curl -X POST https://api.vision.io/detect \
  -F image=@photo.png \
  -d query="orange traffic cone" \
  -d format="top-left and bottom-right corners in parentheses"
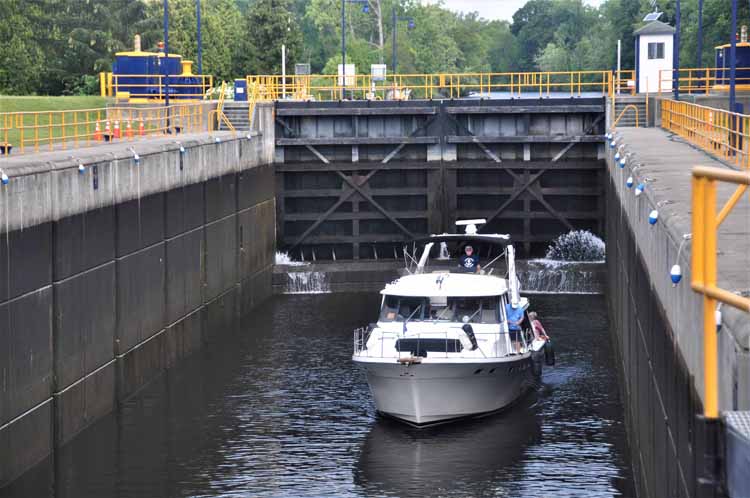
top-left (113, 120), bottom-right (121, 139)
top-left (125, 120), bottom-right (133, 139)
top-left (104, 120), bottom-right (111, 142)
top-left (138, 118), bottom-right (145, 136)
top-left (94, 121), bottom-right (102, 141)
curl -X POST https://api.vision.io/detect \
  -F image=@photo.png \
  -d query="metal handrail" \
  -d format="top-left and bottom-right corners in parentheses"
top-left (612, 104), bottom-right (640, 129)
top-left (215, 81), bottom-right (235, 132)
top-left (658, 67), bottom-right (750, 95)
top-left (662, 99), bottom-right (750, 170)
top-left (248, 70), bottom-right (623, 102)
top-left (100, 72), bottom-right (213, 102)
top-left (0, 102), bottom-right (205, 155)
top-left (353, 327), bottom-right (532, 359)
top-left (691, 166), bottom-right (750, 419)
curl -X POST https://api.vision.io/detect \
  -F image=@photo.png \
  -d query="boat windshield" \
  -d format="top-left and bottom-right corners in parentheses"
top-left (379, 295), bottom-right (500, 324)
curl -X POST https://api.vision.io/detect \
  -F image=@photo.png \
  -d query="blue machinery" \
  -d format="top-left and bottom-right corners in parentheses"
top-left (102, 37), bottom-right (212, 102)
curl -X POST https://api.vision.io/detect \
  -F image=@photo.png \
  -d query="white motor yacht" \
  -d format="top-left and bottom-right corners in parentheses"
top-left (353, 220), bottom-right (554, 425)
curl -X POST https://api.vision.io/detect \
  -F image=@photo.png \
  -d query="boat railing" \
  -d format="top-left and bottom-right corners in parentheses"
top-left (353, 328), bottom-right (533, 359)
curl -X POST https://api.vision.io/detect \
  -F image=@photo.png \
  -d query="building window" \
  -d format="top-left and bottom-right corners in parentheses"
top-left (648, 42), bottom-right (665, 60)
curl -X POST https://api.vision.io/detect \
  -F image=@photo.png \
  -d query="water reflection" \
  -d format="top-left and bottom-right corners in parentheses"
top-left (355, 396), bottom-right (541, 498)
top-left (0, 294), bottom-right (634, 498)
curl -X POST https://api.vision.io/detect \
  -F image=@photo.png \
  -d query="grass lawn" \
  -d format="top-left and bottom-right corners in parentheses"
top-left (0, 95), bottom-right (108, 152)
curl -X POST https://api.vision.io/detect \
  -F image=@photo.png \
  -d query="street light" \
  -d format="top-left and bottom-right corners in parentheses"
top-left (196, 0), bottom-right (202, 74)
top-left (341, 0), bottom-right (370, 96)
top-left (730, 0), bottom-right (737, 113)
top-left (391, 7), bottom-right (415, 74)
top-left (673, 0), bottom-right (680, 100)
top-left (163, 0), bottom-right (170, 111)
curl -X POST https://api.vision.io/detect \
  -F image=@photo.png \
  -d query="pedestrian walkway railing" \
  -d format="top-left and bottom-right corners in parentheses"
top-left (661, 100), bottom-right (749, 170)
top-left (247, 70), bottom-right (629, 102)
top-left (658, 67), bottom-right (750, 95)
top-left (210, 81), bottom-right (235, 132)
top-left (0, 102), bottom-right (206, 156)
top-left (100, 72), bottom-right (213, 102)
top-left (691, 166), bottom-right (750, 418)
top-left (612, 104), bottom-right (640, 129)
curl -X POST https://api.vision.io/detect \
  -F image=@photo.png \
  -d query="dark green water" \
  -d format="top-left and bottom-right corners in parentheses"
top-left (2, 293), bottom-right (634, 498)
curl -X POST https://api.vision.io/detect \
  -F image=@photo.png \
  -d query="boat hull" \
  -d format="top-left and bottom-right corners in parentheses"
top-left (357, 355), bottom-right (537, 425)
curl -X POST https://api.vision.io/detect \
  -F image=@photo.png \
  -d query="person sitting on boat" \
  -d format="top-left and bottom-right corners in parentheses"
top-left (505, 302), bottom-right (524, 353)
top-left (529, 311), bottom-right (549, 341)
top-left (458, 245), bottom-right (480, 273)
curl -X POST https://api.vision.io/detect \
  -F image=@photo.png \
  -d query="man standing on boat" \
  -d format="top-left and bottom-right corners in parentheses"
top-left (459, 245), bottom-right (481, 273)
top-left (505, 302), bottom-right (524, 353)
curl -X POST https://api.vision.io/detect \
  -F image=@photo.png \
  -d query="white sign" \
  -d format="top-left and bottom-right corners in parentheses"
top-left (337, 64), bottom-right (356, 87)
top-left (371, 64), bottom-right (387, 81)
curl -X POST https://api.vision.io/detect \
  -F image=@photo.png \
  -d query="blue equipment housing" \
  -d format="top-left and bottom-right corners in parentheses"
top-left (112, 50), bottom-right (205, 101)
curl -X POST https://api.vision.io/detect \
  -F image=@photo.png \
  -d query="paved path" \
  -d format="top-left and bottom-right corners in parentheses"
top-left (617, 127), bottom-right (749, 336)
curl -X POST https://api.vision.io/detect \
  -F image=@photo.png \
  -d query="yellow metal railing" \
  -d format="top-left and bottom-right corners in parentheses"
top-left (247, 79), bottom-right (261, 128)
top-left (0, 103), bottom-right (206, 155)
top-left (247, 70), bottom-right (621, 102)
top-left (691, 165), bottom-right (750, 418)
top-left (614, 69), bottom-right (637, 95)
top-left (661, 100), bottom-right (750, 170)
top-left (658, 67), bottom-right (750, 95)
top-left (211, 81), bottom-right (235, 132)
top-left (101, 72), bottom-right (213, 102)
top-left (612, 104), bottom-right (640, 129)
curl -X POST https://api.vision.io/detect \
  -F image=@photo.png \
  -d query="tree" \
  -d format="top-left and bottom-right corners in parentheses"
top-left (0, 0), bottom-right (46, 94)
top-left (486, 21), bottom-right (522, 72)
top-left (238, 0), bottom-right (302, 75)
top-left (160, 0), bottom-right (242, 80)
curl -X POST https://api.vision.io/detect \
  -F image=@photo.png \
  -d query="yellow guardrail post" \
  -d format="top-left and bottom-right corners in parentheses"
top-left (691, 166), bottom-right (750, 419)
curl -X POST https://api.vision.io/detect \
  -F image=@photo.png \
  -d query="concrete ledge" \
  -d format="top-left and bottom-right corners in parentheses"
top-left (0, 399), bottom-right (52, 487)
top-left (53, 360), bottom-right (115, 446)
top-left (613, 128), bottom-right (750, 410)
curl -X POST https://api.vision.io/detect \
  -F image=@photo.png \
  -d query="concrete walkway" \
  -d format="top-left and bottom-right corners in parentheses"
top-left (617, 128), bottom-right (749, 298)
top-left (0, 131), bottom-right (241, 170)
top-left (608, 128), bottom-right (750, 410)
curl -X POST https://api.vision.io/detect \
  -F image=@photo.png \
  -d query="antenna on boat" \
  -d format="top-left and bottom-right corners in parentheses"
top-left (416, 242), bottom-right (435, 274)
top-left (507, 245), bottom-right (521, 307)
top-left (455, 218), bottom-right (486, 235)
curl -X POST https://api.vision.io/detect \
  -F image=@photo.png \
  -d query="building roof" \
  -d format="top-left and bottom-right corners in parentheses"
top-left (634, 20), bottom-right (676, 36)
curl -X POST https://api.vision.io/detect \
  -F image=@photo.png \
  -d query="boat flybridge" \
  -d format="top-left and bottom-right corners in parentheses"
top-left (353, 219), bottom-right (554, 425)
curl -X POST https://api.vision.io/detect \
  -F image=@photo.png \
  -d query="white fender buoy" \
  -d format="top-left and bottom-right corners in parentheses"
top-left (648, 209), bottom-right (659, 225)
top-left (670, 264), bottom-right (682, 285)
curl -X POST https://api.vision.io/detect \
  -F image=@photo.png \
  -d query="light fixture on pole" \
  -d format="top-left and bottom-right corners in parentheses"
top-left (341, 0), bottom-right (370, 98)
top-left (163, 0), bottom-right (171, 130)
top-left (673, 0), bottom-right (681, 100)
top-left (196, 0), bottom-right (203, 74)
top-left (730, 0), bottom-right (738, 112)
top-left (391, 7), bottom-right (415, 74)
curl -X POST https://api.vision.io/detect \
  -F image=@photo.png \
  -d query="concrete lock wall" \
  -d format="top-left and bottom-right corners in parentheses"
top-left (0, 103), bottom-right (276, 487)
top-left (604, 130), bottom-right (748, 498)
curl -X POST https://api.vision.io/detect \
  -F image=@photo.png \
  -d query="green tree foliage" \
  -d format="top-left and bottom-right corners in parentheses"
top-left (158, 0), bottom-right (242, 80)
top-left (1, 0), bottom-right (746, 96)
top-left (237, 0), bottom-right (302, 74)
top-left (0, 1), bottom-right (45, 94)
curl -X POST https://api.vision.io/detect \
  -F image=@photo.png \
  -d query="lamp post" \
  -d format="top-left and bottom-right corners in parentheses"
top-left (729, 0), bottom-right (737, 112)
top-left (673, 0), bottom-right (680, 100)
top-left (391, 7), bottom-right (415, 74)
top-left (196, 0), bottom-right (203, 74)
top-left (696, 0), bottom-right (703, 70)
top-left (341, 0), bottom-right (369, 98)
top-left (163, 0), bottom-right (170, 121)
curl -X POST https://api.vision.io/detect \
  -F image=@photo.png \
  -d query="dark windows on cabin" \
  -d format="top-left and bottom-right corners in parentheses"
top-left (648, 42), bottom-right (665, 60)
top-left (379, 295), bottom-right (500, 323)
